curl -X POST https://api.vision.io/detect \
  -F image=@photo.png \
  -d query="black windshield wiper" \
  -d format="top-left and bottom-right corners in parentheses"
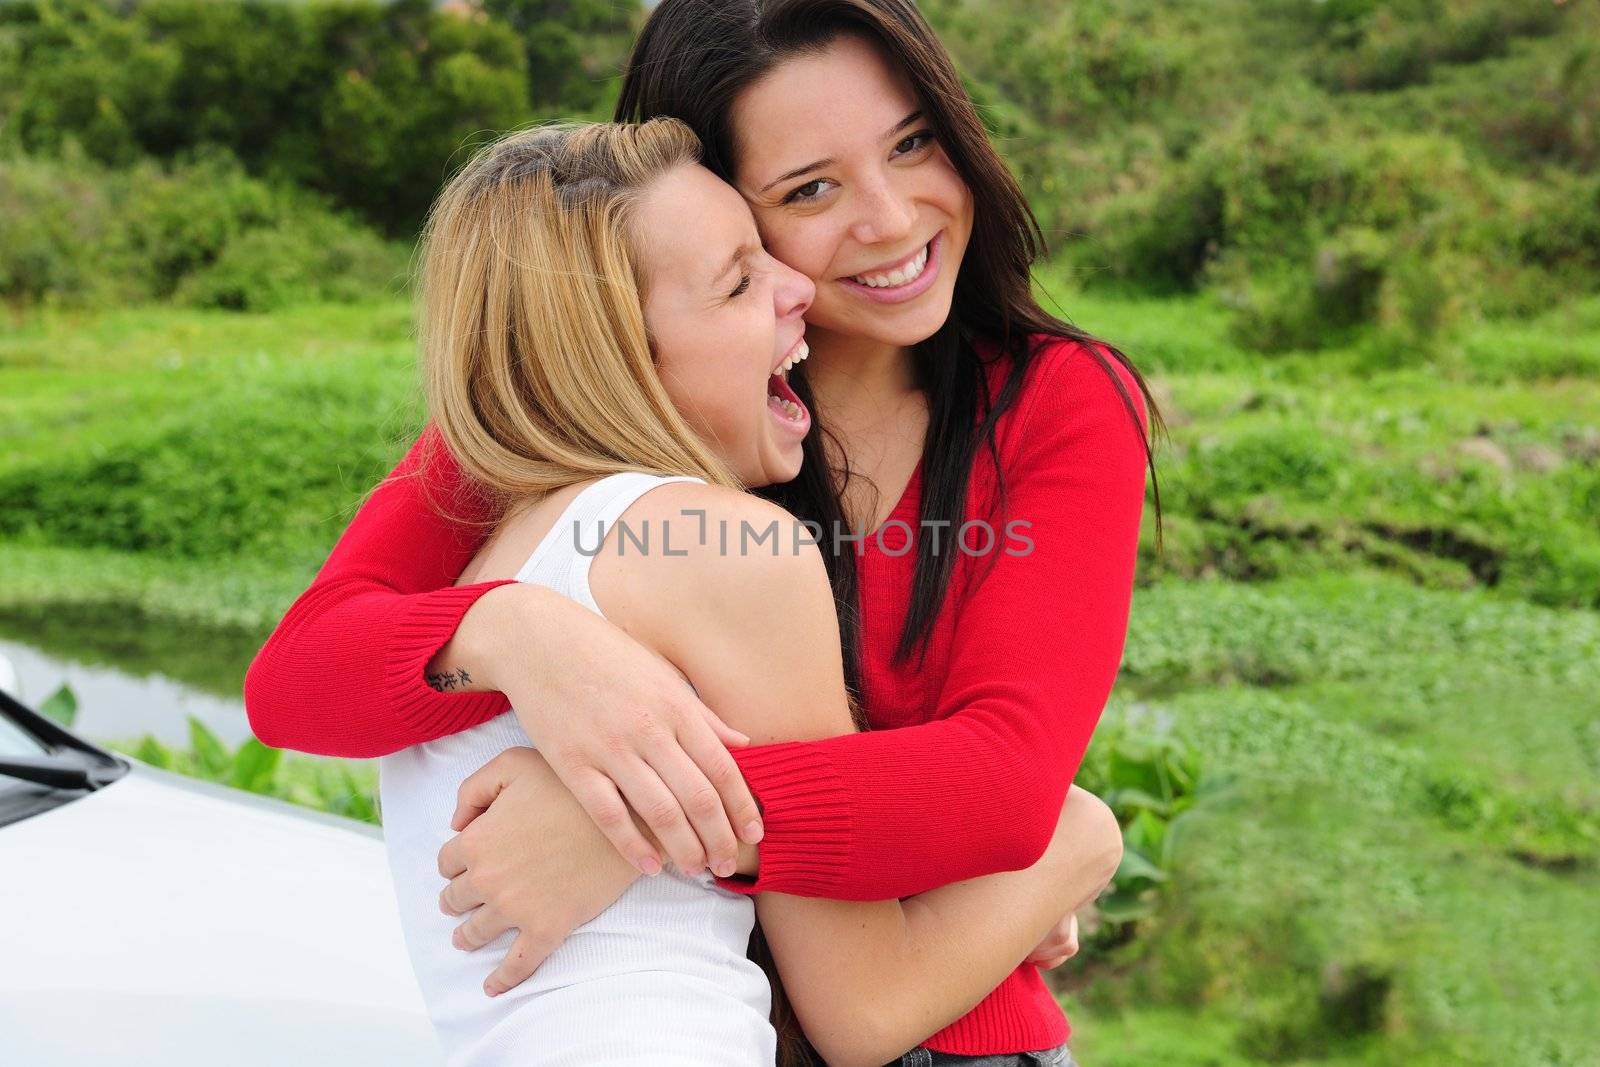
top-left (0, 752), bottom-right (124, 790)
top-left (0, 688), bottom-right (128, 792)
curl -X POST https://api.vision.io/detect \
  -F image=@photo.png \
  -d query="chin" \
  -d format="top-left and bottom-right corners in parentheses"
top-left (769, 454), bottom-right (804, 486)
top-left (820, 293), bottom-right (958, 350)
top-left (868, 307), bottom-right (954, 348)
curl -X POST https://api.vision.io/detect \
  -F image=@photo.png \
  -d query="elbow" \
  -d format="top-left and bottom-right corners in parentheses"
top-left (1066, 785), bottom-right (1126, 896)
top-left (788, 976), bottom-right (922, 1067)
top-left (242, 649), bottom-right (289, 750)
top-left (805, 1010), bottom-right (911, 1067)
top-left (243, 644), bottom-right (345, 756)
top-left (993, 777), bottom-right (1070, 873)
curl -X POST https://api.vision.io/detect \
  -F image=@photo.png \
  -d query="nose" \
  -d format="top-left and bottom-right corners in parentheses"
top-left (772, 257), bottom-right (814, 322)
top-left (848, 169), bottom-right (915, 247)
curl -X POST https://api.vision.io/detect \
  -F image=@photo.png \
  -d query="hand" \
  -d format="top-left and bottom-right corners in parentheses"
top-left (433, 583), bottom-right (765, 879)
top-left (437, 747), bottom-right (642, 996)
top-left (1024, 912), bottom-right (1080, 971)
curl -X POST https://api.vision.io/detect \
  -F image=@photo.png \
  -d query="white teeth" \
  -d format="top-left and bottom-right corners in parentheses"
top-left (770, 396), bottom-right (804, 421)
top-left (851, 244), bottom-right (929, 288)
top-left (778, 340), bottom-right (810, 375)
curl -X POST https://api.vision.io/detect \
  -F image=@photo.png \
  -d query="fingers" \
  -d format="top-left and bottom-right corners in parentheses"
top-left (679, 713), bottom-right (764, 847)
top-left (612, 759), bottom-right (707, 877)
top-left (438, 834), bottom-right (467, 880)
top-left (483, 928), bottom-right (564, 998)
top-left (453, 905), bottom-right (511, 952)
top-left (440, 874), bottom-right (485, 917)
top-left (451, 750), bottom-right (522, 832)
top-left (699, 702), bottom-right (751, 748)
top-left (648, 743), bottom-right (740, 878)
top-left (567, 769), bottom-right (663, 877)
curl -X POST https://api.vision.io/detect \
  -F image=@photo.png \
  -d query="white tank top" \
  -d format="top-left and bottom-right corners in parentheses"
top-left (379, 472), bottom-right (776, 1067)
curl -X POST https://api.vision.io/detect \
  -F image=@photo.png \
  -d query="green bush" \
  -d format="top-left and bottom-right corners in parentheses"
top-left (0, 149), bottom-right (407, 309)
top-left (1, 0), bottom-right (534, 234)
top-left (117, 716), bottom-right (381, 824)
top-left (0, 364), bottom-right (417, 560)
top-left (177, 219), bottom-right (407, 312)
top-left (1075, 705), bottom-right (1211, 934)
top-left (1302, 0), bottom-right (1565, 93)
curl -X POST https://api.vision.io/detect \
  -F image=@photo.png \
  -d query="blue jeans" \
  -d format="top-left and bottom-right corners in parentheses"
top-left (889, 1044), bottom-right (1077, 1067)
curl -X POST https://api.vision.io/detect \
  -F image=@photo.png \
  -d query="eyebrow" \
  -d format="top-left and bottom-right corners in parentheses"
top-left (757, 109), bottom-right (925, 194)
top-left (715, 241), bottom-right (759, 286)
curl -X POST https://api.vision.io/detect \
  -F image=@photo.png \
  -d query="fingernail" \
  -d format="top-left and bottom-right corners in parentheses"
top-left (743, 821), bottom-right (764, 844)
top-left (484, 983), bottom-right (501, 998)
top-left (638, 855), bottom-right (662, 876)
top-left (714, 859), bottom-right (737, 878)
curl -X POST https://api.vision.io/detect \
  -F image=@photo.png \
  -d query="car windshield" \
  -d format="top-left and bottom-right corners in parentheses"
top-left (0, 704), bottom-right (48, 757)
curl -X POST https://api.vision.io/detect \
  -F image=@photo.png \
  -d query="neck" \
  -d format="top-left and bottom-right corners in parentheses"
top-left (803, 325), bottom-right (919, 423)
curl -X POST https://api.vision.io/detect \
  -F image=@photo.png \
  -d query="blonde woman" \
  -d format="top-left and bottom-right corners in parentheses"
top-left (379, 119), bottom-right (1121, 1067)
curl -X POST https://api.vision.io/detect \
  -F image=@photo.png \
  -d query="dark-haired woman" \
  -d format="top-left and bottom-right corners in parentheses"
top-left (246, 1), bottom-right (1159, 1063)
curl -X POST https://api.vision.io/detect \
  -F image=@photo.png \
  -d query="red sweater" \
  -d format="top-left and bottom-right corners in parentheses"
top-left (245, 335), bottom-right (1149, 1055)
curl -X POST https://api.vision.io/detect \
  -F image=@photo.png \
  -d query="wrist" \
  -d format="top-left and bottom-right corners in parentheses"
top-left (437, 582), bottom-right (552, 693)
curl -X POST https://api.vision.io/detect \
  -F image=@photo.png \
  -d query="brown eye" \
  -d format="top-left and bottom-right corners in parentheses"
top-left (894, 131), bottom-right (935, 157)
top-left (782, 178), bottom-right (833, 205)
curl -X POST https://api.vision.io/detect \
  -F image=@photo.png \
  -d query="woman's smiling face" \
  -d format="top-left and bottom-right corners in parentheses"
top-left (729, 33), bottom-right (975, 351)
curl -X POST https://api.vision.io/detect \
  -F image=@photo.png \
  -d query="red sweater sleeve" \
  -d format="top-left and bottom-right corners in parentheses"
top-left (717, 341), bottom-right (1149, 900)
top-left (244, 430), bottom-right (514, 757)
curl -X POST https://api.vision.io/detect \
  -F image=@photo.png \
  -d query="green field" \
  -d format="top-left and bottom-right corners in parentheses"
top-left (3, 285), bottom-right (1596, 1065)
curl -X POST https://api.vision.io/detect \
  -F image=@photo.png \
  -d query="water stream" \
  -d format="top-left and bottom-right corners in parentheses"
top-left (0, 631), bottom-right (255, 748)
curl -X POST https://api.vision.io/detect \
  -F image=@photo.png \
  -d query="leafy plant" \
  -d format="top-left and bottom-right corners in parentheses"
top-left (38, 682), bottom-right (77, 728)
top-left (118, 717), bottom-right (379, 824)
top-left (1076, 706), bottom-right (1214, 931)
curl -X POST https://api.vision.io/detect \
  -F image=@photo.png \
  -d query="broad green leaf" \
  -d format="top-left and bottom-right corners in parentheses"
top-left (1114, 846), bottom-right (1171, 888)
top-left (1107, 786), bottom-right (1172, 817)
top-left (230, 739), bottom-right (282, 794)
top-left (134, 735), bottom-right (173, 769)
top-left (187, 716), bottom-right (231, 777)
top-left (1096, 890), bottom-right (1157, 924)
top-left (39, 685), bottom-right (78, 729)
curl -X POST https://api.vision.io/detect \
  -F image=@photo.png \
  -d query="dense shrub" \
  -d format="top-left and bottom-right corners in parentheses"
top-left (1, 0), bottom-right (535, 233)
top-left (1075, 92), bottom-right (1600, 351)
top-left (0, 149), bottom-right (406, 308)
top-left (0, 363), bottom-right (417, 560)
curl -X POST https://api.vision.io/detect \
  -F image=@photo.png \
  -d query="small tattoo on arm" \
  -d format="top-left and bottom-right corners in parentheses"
top-left (425, 668), bottom-right (473, 693)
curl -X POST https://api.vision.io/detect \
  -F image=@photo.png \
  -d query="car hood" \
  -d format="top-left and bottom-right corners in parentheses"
top-left (0, 762), bottom-right (442, 1066)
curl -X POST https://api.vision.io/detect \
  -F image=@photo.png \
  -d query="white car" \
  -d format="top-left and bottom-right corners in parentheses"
top-left (0, 662), bottom-right (443, 1066)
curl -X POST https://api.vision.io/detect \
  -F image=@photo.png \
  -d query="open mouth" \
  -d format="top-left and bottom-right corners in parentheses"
top-left (767, 371), bottom-right (809, 428)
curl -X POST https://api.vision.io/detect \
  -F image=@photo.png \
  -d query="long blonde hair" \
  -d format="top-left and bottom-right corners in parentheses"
top-left (416, 119), bottom-right (824, 1067)
top-left (416, 119), bottom-right (742, 518)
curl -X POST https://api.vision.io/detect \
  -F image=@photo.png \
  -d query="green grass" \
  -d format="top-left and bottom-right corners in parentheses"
top-left (1076, 572), bottom-right (1600, 1066)
top-left (2, 288), bottom-right (1597, 1065)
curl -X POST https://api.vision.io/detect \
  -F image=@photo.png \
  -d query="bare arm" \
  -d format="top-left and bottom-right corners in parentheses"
top-left (757, 790), bottom-right (1120, 1067)
top-left (245, 430), bottom-right (763, 875)
top-left (611, 484), bottom-right (1119, 1065)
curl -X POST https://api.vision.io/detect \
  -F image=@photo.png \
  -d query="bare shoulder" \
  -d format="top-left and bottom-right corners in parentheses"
top-left (587, 479), bottom-right (833, 641)
top-left (587, 479), bottom-right (851, 742)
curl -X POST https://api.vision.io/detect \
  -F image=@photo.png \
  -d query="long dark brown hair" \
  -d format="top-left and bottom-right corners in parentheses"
top-left (617, 2), bottom-right (1163, 1062)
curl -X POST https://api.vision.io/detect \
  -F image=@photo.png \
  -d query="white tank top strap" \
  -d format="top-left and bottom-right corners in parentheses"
top-left (512, 471), bottom-right (706, 615)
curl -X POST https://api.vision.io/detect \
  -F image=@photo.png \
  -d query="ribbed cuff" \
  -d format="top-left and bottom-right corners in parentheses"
top-left (384, 580), bottom-right (516, 743)
top-left (712, 742), bottom-right (855, 898)
top-left (920, 967), bottom-right (1070, 1055)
